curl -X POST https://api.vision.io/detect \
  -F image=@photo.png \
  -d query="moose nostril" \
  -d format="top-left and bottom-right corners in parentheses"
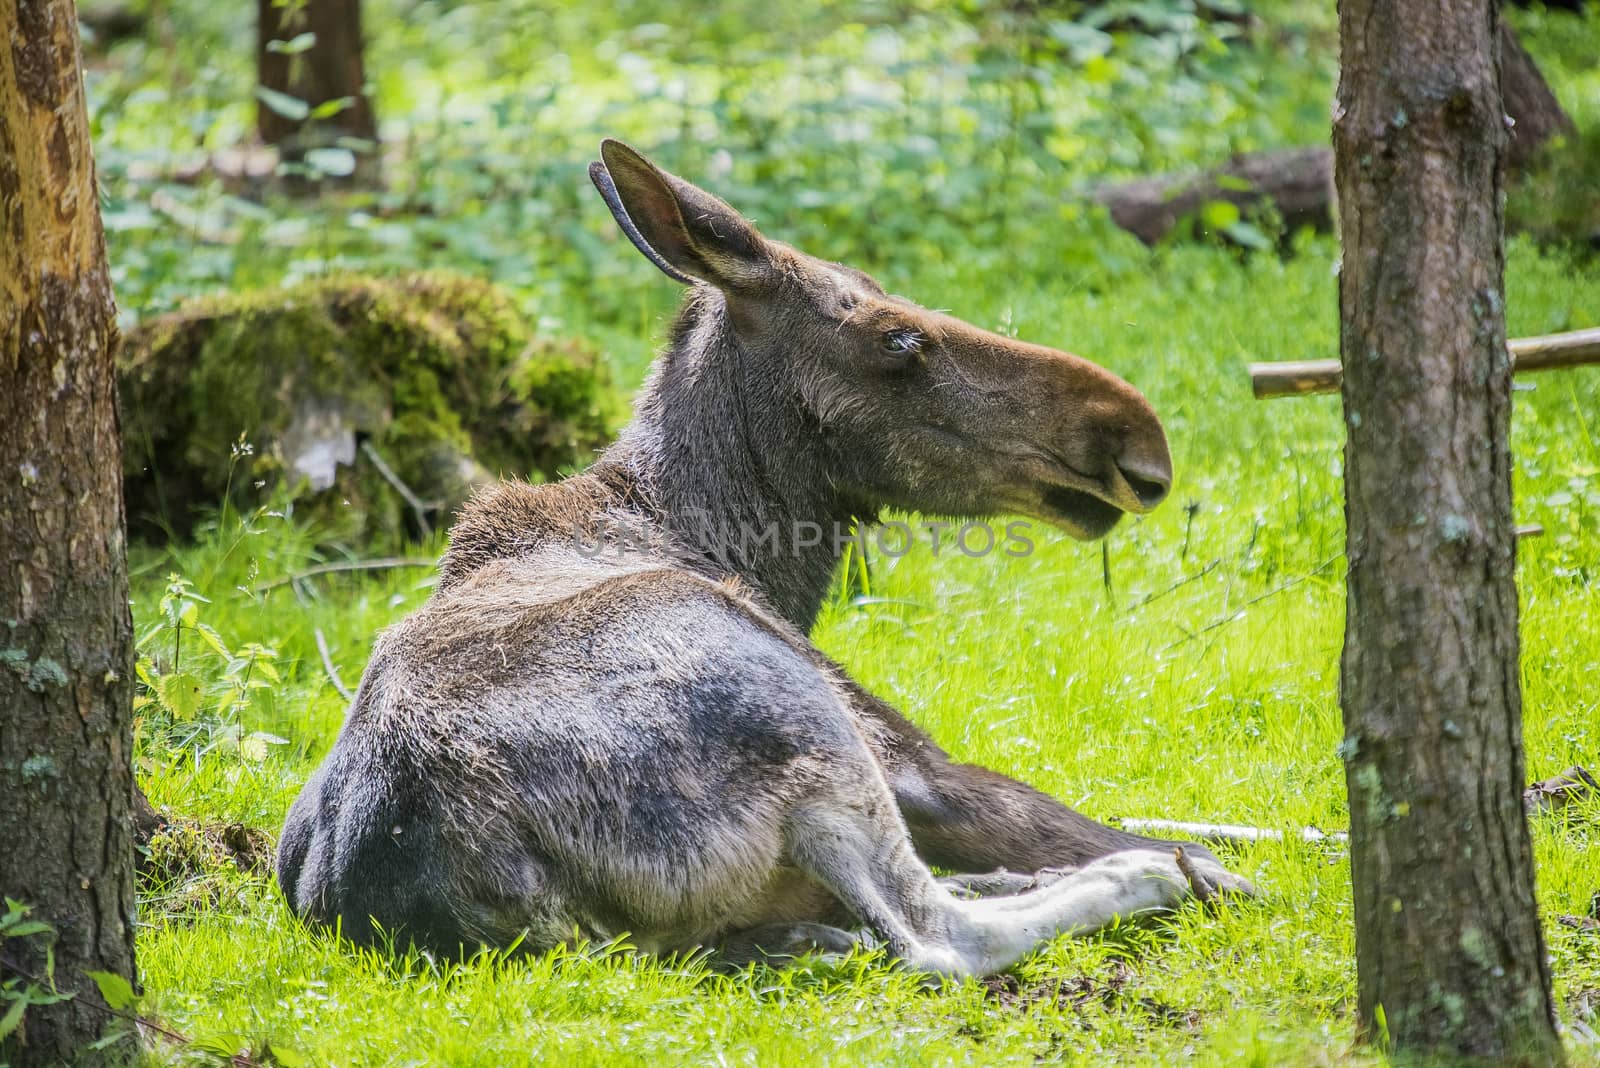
top-left (1118, 464), bottom-right (1171, 509)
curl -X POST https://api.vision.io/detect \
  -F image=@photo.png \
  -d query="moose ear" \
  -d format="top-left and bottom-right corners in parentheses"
top-left (589, 139), bottom-right (774, 290)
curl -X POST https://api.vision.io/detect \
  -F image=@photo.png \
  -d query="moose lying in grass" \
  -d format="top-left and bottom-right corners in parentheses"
top-left (277, 141), bottom-right (1252, 976)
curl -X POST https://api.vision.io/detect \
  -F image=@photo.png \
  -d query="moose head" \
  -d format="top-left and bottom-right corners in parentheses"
top-left (591, 140), bottom-right (1172, 549)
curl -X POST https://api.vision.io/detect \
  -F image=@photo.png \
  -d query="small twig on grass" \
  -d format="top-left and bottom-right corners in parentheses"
top-left (252, 556), bottom-right (435, 593)
top-left (361, 439), bottom-right (433, 539)
top-left (0, 953), bottom-right (263, 1067)
top-left (1128, 558), bottom-right (1221, 612)
top-left (1161, 555), bottom-right (1339, 652)
top-left (315, 627), bottom-right (354, 702)
top-left (1124, 818), bottom-right (1348, 845)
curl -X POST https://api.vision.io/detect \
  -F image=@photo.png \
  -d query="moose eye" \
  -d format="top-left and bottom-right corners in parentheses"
top-left (882, 330), bottom-right (922, 356)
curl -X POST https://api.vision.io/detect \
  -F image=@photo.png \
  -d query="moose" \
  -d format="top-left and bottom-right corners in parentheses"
top-left (277, 140), bottom-right (1251, 976)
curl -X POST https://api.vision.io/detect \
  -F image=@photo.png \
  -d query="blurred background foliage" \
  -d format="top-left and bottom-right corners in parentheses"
top-left (86, 0), bottom-right (1364, 383)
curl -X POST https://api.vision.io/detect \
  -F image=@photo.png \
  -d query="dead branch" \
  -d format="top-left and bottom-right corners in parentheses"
top-left (1249, 326), bottom-right (1600, 400)
top-left (361, 439), bottom-right (434, 539)
top-left (1093, 147), bottom-right (1333, 246)
top-left (1122, 818), bottom-right (1348, 845)
top-left (252, 555), bottom-right (435, 593)
top-left (1127, 765), bottom-right (1595, 849)
top-left (1524, 765), bottom-right (1597, 816)
top-left (314, 627), bottom-right (354, 703)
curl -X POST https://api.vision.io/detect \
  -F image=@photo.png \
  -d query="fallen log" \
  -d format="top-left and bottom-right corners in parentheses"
top-left (1248, 326), bottom-right (1600, 399)
top-left (1093, 22), bottom-right (1571, 246)
top-left (1093, 146), bottom-right (1333, 246)
top-left (78, 3), bottom-right (146, 43)
top-left (119, 274), bottom-right (617, 544)
top-left (1499, 18), bottom-right (1577, 171)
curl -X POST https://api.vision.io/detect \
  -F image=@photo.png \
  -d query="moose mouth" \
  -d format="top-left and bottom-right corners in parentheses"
top-left (1038, 484), bottom-right (1125, 540)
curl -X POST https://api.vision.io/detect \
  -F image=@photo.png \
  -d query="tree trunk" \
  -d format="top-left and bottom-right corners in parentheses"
top-left (0, 0), bottom-right (138, 1062)
top-left (257, 0), bottom-right (378, 184)
top-left (1333, 0), bottom-right (1562, 1060)
top-left (1096, 24), bottom-right (1571, 246)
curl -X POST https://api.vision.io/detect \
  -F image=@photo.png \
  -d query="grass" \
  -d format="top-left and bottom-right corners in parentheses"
top-left (125, 234), bottom-right (1600, 1066)
top-left (78, 0), bottom-right (1600, 1060)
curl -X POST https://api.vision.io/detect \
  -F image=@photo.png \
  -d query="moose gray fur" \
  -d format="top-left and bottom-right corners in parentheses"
top-left (277, 140), bottom-right (1251, 976)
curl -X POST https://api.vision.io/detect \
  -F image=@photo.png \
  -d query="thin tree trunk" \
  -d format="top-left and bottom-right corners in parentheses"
top-left (257, 0), bottom-right (378, 184)
top-left (1333, 0), bottom-right (1562, 1060)
top-left (0, 0), bottom-right (138, 1062)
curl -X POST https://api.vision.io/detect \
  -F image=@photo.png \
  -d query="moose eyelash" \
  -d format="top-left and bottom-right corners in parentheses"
top-left (884, 329), bottom-right (924, 354)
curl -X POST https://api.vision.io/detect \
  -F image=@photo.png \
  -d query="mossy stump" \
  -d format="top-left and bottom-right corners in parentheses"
top-left (119, 272), bottom-right (616, 543)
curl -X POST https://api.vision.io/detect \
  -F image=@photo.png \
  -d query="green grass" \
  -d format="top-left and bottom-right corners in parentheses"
top-left (84, 0), bottom-right (1600, 1059)
top-left (126, 236), bottom-right (1600, 1065)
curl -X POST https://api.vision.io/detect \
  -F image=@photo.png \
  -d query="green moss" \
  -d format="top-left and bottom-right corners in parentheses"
top-left (120, 272), bottom-right (618, 544)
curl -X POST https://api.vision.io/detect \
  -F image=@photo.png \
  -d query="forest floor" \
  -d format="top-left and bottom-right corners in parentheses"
top-left (101, 1), bottom-right (1600, 1063)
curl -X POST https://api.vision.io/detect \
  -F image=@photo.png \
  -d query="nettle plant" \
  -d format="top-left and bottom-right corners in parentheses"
top-left (134, 573), bottom-right (287, 766)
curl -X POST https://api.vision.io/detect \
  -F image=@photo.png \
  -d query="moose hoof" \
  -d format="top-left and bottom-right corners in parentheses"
top-left (1174, 847), bottom-right (1255, 903)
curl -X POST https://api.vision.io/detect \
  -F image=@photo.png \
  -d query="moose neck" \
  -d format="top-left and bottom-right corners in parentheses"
top-left (604, 288), bottom-right (858, 631)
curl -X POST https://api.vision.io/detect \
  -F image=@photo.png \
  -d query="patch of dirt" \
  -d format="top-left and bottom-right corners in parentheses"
top-left (134, 803), bottom-right (275, 919)
top-left (978, 961), bottom-right (1202, 1031)
top-left (1554, 890), bottom-right (1600, 933)
top-left (1565, 988), bottom-right (1600, 1045)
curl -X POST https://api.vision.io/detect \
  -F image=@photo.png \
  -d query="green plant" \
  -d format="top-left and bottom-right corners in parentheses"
top-left (0, 900), bottom-right (72, 1046)
top-left (135, 572), bottom-right (289, 769)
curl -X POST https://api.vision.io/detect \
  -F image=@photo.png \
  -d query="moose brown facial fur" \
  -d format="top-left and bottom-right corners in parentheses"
top-left (592, 139), bottom-right (1172, 543)
top-left (277, 141), bottom-right (1248, 976)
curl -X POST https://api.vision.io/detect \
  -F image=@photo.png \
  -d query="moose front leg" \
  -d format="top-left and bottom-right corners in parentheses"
top-left (841, 677), bottom-right (1225, 873)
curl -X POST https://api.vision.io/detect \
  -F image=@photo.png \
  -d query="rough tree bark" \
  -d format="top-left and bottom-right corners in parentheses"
top-left (1333, 0), bottom-right (1562, 1060)
top-left (1098, 22), bottom-right (1572, 245)
top-left (257, 0), bottom-right (379, 183)
top-left (0, 0), bottom-right (138, 1062)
